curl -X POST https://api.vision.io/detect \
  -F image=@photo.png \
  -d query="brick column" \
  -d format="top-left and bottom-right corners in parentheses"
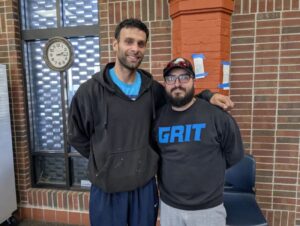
top-left (168, 0), bottom-right (234, 93)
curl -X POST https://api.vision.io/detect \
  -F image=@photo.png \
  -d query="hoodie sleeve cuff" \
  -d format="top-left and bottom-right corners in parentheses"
top-left (196, 89), bottom-right (214, 102)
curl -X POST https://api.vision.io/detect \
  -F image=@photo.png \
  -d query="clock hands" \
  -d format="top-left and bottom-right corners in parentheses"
top-left (56, 52), bottom-right (68, 56)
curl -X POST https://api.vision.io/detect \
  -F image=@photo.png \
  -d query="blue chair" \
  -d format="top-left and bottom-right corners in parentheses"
top-left (224, 154), bottom-right (268, 226)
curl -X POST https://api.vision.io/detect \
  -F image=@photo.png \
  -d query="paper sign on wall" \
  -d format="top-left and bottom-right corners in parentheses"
top-left (218, 61), bottom-right (230, 90)
top-left (192, 54), bottom-right (208, 79)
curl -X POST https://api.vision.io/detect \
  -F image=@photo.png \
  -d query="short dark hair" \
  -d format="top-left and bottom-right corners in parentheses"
top-left (114, 18), bottom-right (149, 42)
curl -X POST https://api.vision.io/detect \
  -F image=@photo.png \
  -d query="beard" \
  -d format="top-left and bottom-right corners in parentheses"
top-left (166, 86), bottom-right (195, 107)
top-left (117, 52), bottom-right (143, 70)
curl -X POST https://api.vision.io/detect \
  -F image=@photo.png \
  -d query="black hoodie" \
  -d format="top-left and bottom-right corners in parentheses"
top-left (67, 62), bottom-right (213, 193)
top-left (67, 62), bottom-right (165, 193)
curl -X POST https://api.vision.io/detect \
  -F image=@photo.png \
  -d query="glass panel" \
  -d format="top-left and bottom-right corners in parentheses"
top-left (21, 0), bottom-right (57, 30)
top-left (67, 36), bottom-right (100, 103)
top-left (21, 0), bottom-right (100, 189)
top-left (27, 41), bottom-right (64, 152)
top-left (70, 157), bottom-right (89, 188)
top-left (63, 0), bottom-right (99, 27)
top-left (34, 155), bottom-right (66, 185)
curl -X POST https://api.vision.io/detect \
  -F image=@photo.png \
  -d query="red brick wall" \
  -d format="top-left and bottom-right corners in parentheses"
top-left (0, 0), bottom-right (31, 213)
top-left (231, 1), bottom-right (300, 225)
top-left (2, 0), bottom-right (300, 225)
top-left (1, 0), bottom-right (171, 225)
top-left (0, 1), bottom-right (91, 225)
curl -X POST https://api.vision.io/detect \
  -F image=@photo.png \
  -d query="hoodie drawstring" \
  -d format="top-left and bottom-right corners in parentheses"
top-left (101, 86), bottom-right (108, 129)
top-left (151, 86), bottom-right (156, 121)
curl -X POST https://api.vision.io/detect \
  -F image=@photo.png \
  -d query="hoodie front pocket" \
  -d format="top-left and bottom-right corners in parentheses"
top-left (96, 145), bottom-right (159, 192)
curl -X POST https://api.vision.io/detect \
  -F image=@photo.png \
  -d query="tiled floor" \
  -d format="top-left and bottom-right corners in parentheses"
top-left (19, 220), bottom-right (80, 226)
top-left (1, 220), bottom-right (80, 226)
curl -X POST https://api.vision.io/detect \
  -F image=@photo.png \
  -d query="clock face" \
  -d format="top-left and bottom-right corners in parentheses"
top-left (44, 37), bottom-right (74, 71)
top-left (47, 42), bottom-right (70, 68)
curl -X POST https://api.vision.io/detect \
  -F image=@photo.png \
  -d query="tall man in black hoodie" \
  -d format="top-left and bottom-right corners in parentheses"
top-left (68, 18), bottom-right (234, 226)
top-left (153, 57), bottom-right (244, 226)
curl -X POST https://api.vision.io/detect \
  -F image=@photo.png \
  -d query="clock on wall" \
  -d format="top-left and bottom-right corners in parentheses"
top-left (43, 36), bottom-right (74, 72)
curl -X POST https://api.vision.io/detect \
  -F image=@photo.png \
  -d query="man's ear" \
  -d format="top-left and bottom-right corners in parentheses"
top-left (112, 39), bottom-right (118, 51)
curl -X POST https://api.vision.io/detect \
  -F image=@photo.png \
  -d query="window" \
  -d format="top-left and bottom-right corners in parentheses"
top-left (21, 0), bottom-right (100, 189)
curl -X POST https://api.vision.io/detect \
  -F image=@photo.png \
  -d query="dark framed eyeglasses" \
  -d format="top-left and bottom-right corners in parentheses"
top-left (164, 74), bottom-right (192, 85)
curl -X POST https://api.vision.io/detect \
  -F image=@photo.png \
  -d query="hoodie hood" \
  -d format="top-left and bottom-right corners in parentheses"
top-left (90, 62), bottom-right (157, 129)
top-left (92, 62), bottom-right (154, 97)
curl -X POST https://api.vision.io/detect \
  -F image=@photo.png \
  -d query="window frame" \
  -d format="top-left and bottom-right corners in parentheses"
top-left (20, 0), bottom-right (99, 190)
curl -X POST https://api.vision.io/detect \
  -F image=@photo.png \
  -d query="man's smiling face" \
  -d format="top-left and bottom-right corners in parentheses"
top-left (113, 27), bottom-right (147, 71)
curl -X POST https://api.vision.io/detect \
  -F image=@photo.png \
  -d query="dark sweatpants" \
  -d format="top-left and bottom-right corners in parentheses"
top-left (89, 178), bottom-right (158, 226)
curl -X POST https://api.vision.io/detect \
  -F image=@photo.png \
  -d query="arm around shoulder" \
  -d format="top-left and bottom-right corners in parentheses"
top-left (197, 89), bottom-right (234, 111)
top-left (196, 89), bottom-right (213, 102)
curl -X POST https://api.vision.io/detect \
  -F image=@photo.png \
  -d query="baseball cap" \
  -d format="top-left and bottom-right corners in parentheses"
top-left (163, 57), bottom-right (195, 78)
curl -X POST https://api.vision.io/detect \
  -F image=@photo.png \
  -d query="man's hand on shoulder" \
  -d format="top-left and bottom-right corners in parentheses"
top-left (210, 93), bottom-right (234, 111)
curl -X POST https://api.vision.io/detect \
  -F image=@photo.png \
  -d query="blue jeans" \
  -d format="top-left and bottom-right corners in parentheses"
top-left (89, 178), bottom-right (158, 226)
